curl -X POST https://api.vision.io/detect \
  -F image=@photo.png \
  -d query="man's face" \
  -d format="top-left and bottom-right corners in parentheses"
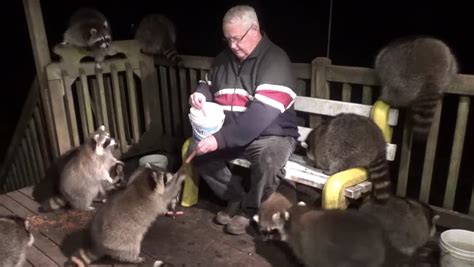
top-left (223, 22), bottom-right (257, 61)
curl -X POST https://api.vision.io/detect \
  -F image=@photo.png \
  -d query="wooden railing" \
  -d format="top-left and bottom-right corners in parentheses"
top-left (0, 48), bottom-right (472, 224)
top-left (0, 77), bottom-right (52, 192)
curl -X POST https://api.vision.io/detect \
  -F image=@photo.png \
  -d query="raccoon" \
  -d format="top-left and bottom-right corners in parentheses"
top-left (0, 215), bottom-right (35, 267)
top-left (304, 113), bottom-right (392, 203)
top-left (97, 138), bottom-right (125, 202)
top-left (271, 204), bottom-right (400, 267)
top-left (252, 180), bottom-right (297, 241)
top-left (358, 195), bottom-right (440, 256)
top-left (134, 14), bottom-right (183, 66)
top-left (374, 36), bottom-right (458, 139)
top-left (70, 164), bottom-right (187, 266)
top-left (40, 126), bottom-right (122, 211)
top-left (63, 8), bottom-right (112, 69)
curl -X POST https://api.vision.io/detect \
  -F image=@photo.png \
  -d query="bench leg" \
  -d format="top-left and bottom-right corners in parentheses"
top-left (322, 168), bottom-right (368, 209)
top-left (180, 138), bottom-right (199, 207)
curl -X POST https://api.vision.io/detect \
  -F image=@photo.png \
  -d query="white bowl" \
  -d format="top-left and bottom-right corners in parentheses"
top-left (139, 154), bottom-right (168, 169)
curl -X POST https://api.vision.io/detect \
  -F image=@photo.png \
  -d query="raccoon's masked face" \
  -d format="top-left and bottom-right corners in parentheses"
top-left (253, 212), bottom-right (287, 241)
top-left (89, 27), bottom-right (111, 49)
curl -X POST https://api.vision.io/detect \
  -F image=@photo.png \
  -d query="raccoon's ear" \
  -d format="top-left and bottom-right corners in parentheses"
top-left (300, 141), bottom-right (308, 149)
top-left (252, 214), bottom-right (259, 223)
top-left (152, 171), bottom-right (165, 195)
top-left (103, 21), bottom-right (108, 28)
top-left (90, 28), bottom-right (97, 35)
top-left (283, 211), bottom-right (290, 221)
top-left (297, 201), bottom-right (306, 206)
top-left (24, 218), bottom-right (30, 231)
top-left (432, 214), bottom-right (440, 224)
top-left (164, 173), bottom-right (173, 184)
top-left (98, 125), bottom-right (106, 132)
top-left (107, 138), bottom-right (116, 148)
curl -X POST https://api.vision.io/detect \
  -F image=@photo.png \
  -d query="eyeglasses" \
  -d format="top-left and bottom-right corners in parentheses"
top-left (223, 26), bottom-right (252, 45)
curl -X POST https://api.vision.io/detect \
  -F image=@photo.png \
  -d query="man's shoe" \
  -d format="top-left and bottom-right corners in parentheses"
top-left (214, 200), bottom-right (241, 225)
top-left (224, 214), bottom-right (250, 235)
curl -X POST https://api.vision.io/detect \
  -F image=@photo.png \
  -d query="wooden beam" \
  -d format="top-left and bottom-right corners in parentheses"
top-left (23, 0), bottom-right (57, 157)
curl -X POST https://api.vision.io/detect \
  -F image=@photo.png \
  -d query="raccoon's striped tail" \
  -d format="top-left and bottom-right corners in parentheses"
top-left (70, 248), bottom-right (102, 267)
top-left (39, 195), bottom-right (67, 212)
top-left (368, 154), bottom-right (392, 203)
top-left (410, 85), bottom-right (443, 140)
top-left (163, 47), bottom-right (183, 67)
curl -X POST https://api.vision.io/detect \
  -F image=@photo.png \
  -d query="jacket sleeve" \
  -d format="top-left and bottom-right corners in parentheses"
top-left (213, 50), bottom-right (297, 149)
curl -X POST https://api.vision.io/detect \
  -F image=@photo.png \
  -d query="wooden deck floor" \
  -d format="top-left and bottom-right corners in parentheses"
top-left (0, 186), bottom-right (299, 267)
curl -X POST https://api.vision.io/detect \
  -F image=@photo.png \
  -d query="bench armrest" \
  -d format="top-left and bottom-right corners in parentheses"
top-left (371, 100), bottom-right (395, 142)
top-left (322, 168), bottom-right (369, 209)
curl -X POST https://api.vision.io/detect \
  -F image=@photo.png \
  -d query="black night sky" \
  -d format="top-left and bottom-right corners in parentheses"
top-left (2, 0), bottom-right (474, 162)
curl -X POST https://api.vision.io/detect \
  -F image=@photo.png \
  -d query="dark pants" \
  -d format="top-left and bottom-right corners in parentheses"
top-left (192, 136), bottom-right (297, 216)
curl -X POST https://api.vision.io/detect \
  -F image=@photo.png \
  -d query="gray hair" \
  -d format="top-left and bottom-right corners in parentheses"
top-left (222, 5), bottom-right (259, 29)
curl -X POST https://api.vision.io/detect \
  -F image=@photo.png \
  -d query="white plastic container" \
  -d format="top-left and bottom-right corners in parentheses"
top-left (139, 154), bottom-right (168, 170)
top-left (189, 102), bottom-right (225, 141)
top-left (440, 229), bottom-right (474, 267)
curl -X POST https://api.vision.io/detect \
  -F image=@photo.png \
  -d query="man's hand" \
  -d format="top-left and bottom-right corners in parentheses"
top-left (196, 135), bottom-right (218, 155)
top-left (189, 92), bottom-right (206, 109)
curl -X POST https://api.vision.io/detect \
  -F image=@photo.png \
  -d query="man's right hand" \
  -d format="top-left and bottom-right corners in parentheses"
top-left (189, 92), bottom-right (206, 109)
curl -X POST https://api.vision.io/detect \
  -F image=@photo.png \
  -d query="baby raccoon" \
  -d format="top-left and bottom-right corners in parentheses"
top-left (374, 36), bottom-right (458, 139)
top-left (271, 204), bottom-right (399, 267)
top-left (62, 8), bottom-right (112, 69)
top-left (40, 126), bottom-right (122, 211)
top-left (0, 215), bottom-right (35, 267)
top-left (134, 14), bottom-right (183, 66)
top-left (304, 113), bottom-right (392, 203)
top-left (252, 180), bottom-right (297, 241)
top-left (359, 195), bottom-right (440, 256)
top-left (70, 164), bottom-right (187, 266)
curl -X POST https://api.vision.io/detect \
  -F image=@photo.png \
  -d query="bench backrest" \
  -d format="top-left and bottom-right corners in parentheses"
top-left (293, 96), bottom-right (399, 161)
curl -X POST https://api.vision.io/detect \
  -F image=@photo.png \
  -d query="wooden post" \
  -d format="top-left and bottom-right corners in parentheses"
top-left (309, 57), bottom-right (331, 128)
top-left (23, 0), bottom-right (58, 158)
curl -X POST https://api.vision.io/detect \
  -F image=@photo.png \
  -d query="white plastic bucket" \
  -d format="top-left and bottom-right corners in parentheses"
top-left (189, 102), bottom-right (225, 141)
top-left (440, 229), bottom-right (474, 267)
top-left (139, 154), bottom-right (168, 170)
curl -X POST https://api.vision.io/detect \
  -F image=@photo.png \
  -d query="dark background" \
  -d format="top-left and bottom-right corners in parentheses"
top-left (1, 1), bottom-right (472, 210)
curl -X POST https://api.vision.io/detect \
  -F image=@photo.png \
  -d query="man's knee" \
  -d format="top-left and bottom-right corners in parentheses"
top-left (256, 148), bottom-right (289, 171)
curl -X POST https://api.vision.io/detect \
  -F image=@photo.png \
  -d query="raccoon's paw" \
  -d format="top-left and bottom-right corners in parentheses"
top-left (129, 256), bottom-right (145, 264)
top-left (86, 206), bottom-right (95, 211)
top-left (93, 198), bottom-right (107, 204)
top-left (154, 260), bottom-right (164, 267)
top-left (166, 210), bottom-right (184, 218)
top-left (95, 62), bottom-right (103, 70)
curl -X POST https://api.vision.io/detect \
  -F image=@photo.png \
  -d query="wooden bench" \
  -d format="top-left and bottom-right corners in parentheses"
top-left (180, 97), bottom-right (399, 209)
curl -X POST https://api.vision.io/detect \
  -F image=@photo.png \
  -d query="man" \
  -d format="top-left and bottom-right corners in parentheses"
top-left (189, 5), bottom-right (298, 235)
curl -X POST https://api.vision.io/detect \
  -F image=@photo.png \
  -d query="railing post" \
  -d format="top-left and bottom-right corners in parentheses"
top-left (309, 57), bottom-right (331, 127)
top-left (23, 0), bottom-right (59, 158)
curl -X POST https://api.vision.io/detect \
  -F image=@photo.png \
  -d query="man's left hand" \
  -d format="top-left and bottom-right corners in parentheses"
top-left (196, 135), bottom-right (218, 155)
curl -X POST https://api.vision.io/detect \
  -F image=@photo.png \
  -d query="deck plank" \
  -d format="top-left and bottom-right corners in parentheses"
top-left (7, 190), bottom-right (42, 214)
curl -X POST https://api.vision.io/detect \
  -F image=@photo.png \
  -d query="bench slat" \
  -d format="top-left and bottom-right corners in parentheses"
top-left (294, 96), bottom-right (399, 126)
